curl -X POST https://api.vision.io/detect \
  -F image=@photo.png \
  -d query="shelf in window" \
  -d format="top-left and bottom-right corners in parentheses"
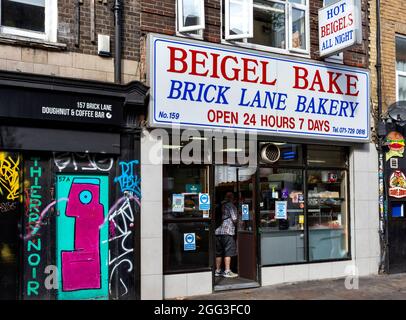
top-left (307, 181), bottom-right (342, 185)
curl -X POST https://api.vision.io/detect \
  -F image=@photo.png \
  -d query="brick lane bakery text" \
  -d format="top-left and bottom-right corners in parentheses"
top-left (162, 45), bottom-right (363, 135)
top-left (150, 37), bottom-right (368, 140)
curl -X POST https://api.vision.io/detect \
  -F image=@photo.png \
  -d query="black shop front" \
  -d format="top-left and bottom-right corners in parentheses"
top-left (0, 71), bottom-right (148, 300)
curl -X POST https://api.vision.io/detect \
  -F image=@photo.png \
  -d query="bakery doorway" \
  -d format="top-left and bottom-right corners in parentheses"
top-left (213, 165), bottom-right (259, 291)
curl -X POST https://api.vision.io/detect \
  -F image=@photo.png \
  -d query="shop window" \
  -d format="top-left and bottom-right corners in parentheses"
top-left (0, 0), bottom-right (57, 42)
top-left (307, 145), bottom-right (347, 168)
top-left (225, 0), bottom-right (309, 54)
top-left (307, 170), bottom-right (349, 261)
top-left (258, 144), bottom-right (350, 266)
top-left (396, 36), bottom-right (406, 101)
top-left (259, 168), bottom-right (306, 264)
top-left (163, 221), bottom-right (211, 272)
top-left (163, 165), bottom-right (211, 273)
top-left (177, 0), bottom-right (205, 35)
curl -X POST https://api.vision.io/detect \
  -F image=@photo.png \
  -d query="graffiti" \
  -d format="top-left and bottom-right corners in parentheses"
top-left (0, 152), bottom-right (20, 201)
top-left (23, 198), bottom-right (68, 241)
top-left (62, 178), bottom-right (104, 291)
top-left (25, 158), bottom-right (43, 297)
top-left (0, 201), bottom-right (17, 213)
top-left (53, 152), bottom-right (114, 172)
top-left (114, 160), bottom-right (141, 198)
top-left (106, 193), bottom-right (136, 298)
top-left (56, 175), bottom-right (109, 300)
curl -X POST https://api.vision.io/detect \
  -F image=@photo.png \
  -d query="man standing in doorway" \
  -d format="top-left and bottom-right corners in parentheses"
top-left (215, 192), bottom-right (238, 278)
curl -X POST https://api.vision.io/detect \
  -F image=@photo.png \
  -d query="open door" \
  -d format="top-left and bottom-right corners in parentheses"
top-left (214, 165), bottom-right (258, 290)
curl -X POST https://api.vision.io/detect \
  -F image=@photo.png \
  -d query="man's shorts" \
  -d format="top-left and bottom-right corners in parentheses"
top-left (216, 235), bottom-right (237, 257)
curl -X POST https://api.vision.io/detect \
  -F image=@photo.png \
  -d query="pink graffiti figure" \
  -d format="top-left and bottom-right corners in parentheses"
top-left (62, 179), bottom-right (104, 291)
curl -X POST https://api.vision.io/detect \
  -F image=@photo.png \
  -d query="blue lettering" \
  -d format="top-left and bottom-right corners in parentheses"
top-left (182, 82), bottom-right (197, 101)
top-left (296, 95), bottom-right (307, 112)
top-left (167, 80), bottom-right (183, 100)
top-left (215, 86), bottom-right (230, 104)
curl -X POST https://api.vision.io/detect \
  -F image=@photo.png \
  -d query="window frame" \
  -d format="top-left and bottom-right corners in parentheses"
top-left (396, 35), bottom-right (406, 101)
top-left (288, 0), bottom-right (309, 54)
top-left (222, 0), bottom-right (310, 56)
top-left (163, 164), bottom-right (213, 274)
top-left (224, 0), bottom-right (254, 41)
top-left (396, 70), bottom-right (406, 102)
top-left (0, 0), bottom-right (57, 42)
top-left (257, 144), bottom-right (351, 267)
top-left (176, 0), bottom-right (206, 34)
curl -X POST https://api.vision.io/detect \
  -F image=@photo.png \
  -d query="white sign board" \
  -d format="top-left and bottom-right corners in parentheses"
top-left (148, 34), bottom-right (370, 142)
top-left (319, 0), bottom-right (362, 57)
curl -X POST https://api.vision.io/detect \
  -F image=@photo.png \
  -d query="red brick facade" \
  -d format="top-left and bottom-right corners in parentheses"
top-left (140, 0), bottom-right (369, 69)
top-left (58, 0), bottom-right (140, 60)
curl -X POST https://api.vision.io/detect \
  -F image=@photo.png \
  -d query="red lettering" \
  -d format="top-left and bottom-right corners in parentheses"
top-left (309, 70), bottom-right (326, 92)
top-left (241, 58), bottom-right (259, 83)
top-left (260, 61), bottom-right (277, 85)
top-left (210, 53), bottom-right (221, 79)
top-left (327, 71), bottom-right (344, 94)
top-left (190, 50), bottom-right (209, 77)
top-left (346, 74), bottom-right (359, 96)
top-left (293, 66), bottom-right (309, 89)
top-left (167, 46), bottom-right (188, 73)
top-left (220, 55), bottom-right (240, 81)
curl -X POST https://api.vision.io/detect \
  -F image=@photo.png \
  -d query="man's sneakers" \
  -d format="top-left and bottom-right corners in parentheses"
top-left (215, 269), bottom-right (223, 277)
top-left (222, 270), bottom-right (238, 278)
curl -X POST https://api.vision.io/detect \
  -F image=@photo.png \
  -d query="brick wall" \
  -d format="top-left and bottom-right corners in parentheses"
top-left (0, 0), bottom-right (141, 83)
top-left (140, 0), bottom-right (369, 68)
top-left (58, 0), bottom-right (140, 60)
top-left (369, 0), bottom-right (405, 113)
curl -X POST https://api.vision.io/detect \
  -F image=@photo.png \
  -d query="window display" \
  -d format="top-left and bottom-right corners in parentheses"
top-left (258, 143), bottom-right (349, 266)
top-left (307, 170), bottom-right (349, 260)
top-left (259, 168), bottom-right (305, 264)
top-left (163, 165), bottom-right (211, 273)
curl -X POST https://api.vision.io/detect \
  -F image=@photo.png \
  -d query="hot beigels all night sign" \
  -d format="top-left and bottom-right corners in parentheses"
top-left (148, 34), bottom-right (370, 142)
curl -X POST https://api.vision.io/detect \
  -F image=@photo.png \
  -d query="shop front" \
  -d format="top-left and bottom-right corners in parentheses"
top-left (0, 71), bottom-right (147, 300)
top-left (140, 34), bottom-right (379, 299)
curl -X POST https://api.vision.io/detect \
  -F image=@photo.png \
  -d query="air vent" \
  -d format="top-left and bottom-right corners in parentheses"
top-left (260, 143), bottom-right (281, 164)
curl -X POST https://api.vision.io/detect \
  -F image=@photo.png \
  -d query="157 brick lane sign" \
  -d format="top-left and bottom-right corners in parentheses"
top-left (148, 34), bottom-right (370, 142)
top-left (319, 0), bottom-right (362, 57)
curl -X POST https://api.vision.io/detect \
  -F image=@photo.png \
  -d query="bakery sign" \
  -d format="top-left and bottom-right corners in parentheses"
top-left (148, 34), bottom-right (370, 142)
top-left (389, 170), bottom-right (406, 198)
top-left (319, 0), bottom-right (362, 57)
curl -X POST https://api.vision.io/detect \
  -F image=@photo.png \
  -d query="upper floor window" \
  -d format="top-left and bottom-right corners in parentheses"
top-left (224, 0), bottom-right (309, 54)
top-left (0, 0), bottom-right (57, 42)
top-left (177, 0), bottom-right (205, 34)
top-left (396, 36), bottom-right (406, 101)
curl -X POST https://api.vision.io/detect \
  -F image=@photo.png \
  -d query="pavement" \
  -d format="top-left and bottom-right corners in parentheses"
top-left (187, 273), bottom-right (406, 300)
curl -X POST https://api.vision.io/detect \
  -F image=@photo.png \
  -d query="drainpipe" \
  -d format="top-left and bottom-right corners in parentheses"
top-left (376, 0), bottom-right (387, 274)
top-left (113, 0), bottom-right (123, 84)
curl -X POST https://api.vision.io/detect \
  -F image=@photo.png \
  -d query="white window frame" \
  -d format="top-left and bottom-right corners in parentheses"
top-left (396, 35), bottom-right (406, 101)
top-left (0, 0), bottom-right (58, 42)
top-left (224, 0), bottom-right (253, 40)
top-left (177, 0), bottom-right (205, 33)
top-left (222, 0), bottom-right (310, 57)
top-left (288, 1), bottom-right (309, 54)
top-left (396, 70), bottom-right (406, 101)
